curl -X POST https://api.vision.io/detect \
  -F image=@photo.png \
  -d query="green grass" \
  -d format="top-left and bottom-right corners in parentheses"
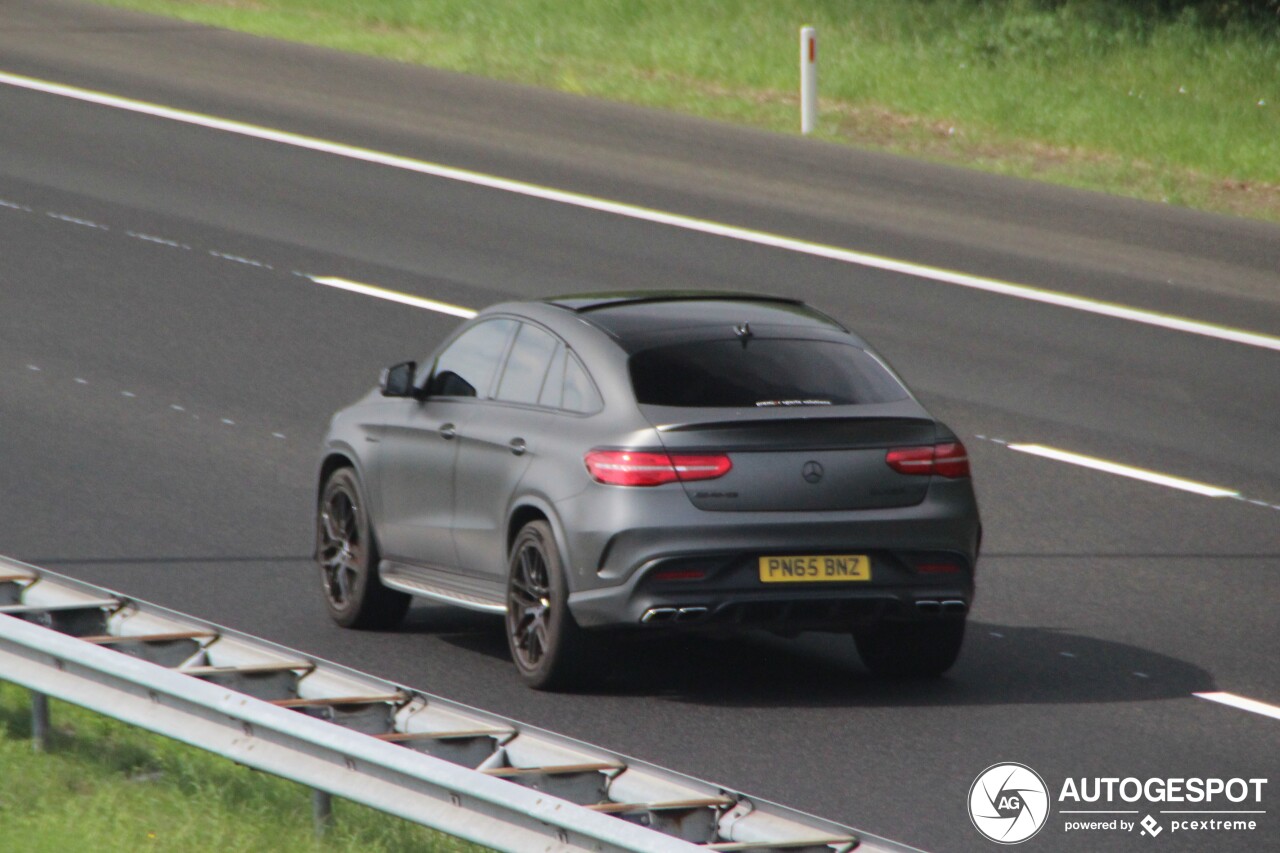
top-left (0, 681), bottom-right (487, 852)
top-left (84, 0), bottom-right (1280, 221)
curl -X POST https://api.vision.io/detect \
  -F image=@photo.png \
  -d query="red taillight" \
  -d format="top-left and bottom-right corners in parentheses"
top-left (885, 441), bottom-right (970, 478)
top-left (652, 568), bottom-right (708, 582)
top-left (884, 445), bottom-right (934, 473)
top-left (933, 442), bottom-right (970, 478)
top-left (584, 450), bottom-right (732, 487)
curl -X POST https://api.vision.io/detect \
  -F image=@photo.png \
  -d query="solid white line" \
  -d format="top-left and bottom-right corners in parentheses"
top-left (1006, 444), bottom-right (1239, 498)
top-left (309, 276), bottom-right (477, 318)
top-left (3, 70), bottom-right (1279, 353)
top-left (1194, 692), bottom-right (1280, 722)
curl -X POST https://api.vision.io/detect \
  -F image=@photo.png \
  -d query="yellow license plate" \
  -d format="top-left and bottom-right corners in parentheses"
top-left (758, 555), bottom-right (871, 583)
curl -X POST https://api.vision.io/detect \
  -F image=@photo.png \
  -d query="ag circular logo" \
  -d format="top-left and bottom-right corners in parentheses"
top-left (969, 763), bottom-right (1051, 844)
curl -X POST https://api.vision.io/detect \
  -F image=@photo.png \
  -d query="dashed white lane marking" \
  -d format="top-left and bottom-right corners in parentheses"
top-left (977, 436), bottom-right (1277, 510)
top-left (16, 188), bottom-right (1280, 513)
top-left (1005, 443), bottom-right (1240, 498)
top-left (1194, 692), bottom-right (1280, 722)
top-left (48, 212), bottom-right (108, 230)
top-left (15, 366), bottom-right (288, 441)
top-left (19, 193), bottom-right (279, 271)
top-left (308, 276), bottom-right (477, 318)
top-left (210, 250), bottom-right (272, 269)
top-left (17, 213), bottom-right (455, 316)
top-left (3, 70), bottom-right (1279, 353)
top-left (7, 191), bottom-right (274, 269)
top-left (15, 193), bottom-right (1279, 512)
top-left (127, 231), bottom-right (191, 250)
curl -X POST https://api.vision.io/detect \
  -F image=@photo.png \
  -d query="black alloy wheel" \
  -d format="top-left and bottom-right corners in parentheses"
top-left (317, 467), bottom-right (410, 629)
top-left (505, 520), bottom-right (590, 690)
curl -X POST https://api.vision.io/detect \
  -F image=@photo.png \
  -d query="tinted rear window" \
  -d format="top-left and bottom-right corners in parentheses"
top-left (629, 339), bottom-right (908, 408)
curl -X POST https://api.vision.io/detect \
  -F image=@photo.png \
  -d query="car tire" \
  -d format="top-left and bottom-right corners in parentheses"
top-left (854, 618), bottom-right (965, 677)
top-left (505, 520), bottom-right (593, 690)
top-left (317, 467), bottom-right (410, 630)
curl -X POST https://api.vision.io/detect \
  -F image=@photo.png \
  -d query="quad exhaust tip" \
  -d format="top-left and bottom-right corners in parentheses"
top-left (641, 606), bottom-right (708, 624)
top-left (916, 599), bottom-right (967, 615)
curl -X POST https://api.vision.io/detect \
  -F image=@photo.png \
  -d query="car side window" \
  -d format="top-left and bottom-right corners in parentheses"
top-left (562, 353), bottom-right (603, 414)
top-left (495, 323), bottom-right (560, 405)
top-left (426, 319), bottom-right (516, 398)
top-left (538, 344), bottom-right (567, 409)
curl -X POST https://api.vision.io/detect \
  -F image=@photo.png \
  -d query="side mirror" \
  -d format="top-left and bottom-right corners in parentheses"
top-left (379, 361), bottom-right (417, 398)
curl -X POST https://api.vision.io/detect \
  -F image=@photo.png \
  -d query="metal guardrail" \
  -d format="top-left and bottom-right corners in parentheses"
top-left (0, 555), bottom-right (921, 853)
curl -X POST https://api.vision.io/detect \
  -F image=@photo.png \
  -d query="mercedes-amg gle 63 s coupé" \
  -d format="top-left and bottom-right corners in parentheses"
top-left (316, 292), bottom-right (981, 689)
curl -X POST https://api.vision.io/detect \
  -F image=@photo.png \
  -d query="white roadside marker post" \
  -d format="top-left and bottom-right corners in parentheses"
top-left (800, 26), bottom-right (817, 134)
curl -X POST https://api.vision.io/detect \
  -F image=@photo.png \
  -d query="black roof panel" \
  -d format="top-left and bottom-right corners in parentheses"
top-left (543, 290), bottom-right (804, 313)
top-left (542, 290), bottom-right (849, 349)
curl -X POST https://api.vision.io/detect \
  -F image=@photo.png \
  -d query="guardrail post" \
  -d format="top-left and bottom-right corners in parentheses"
top-left (31, 690), bottom-right (51, 751)
top-left (800, 25), bottom-right (817, 135)
top-left (312, 789), bottom-right (333, 837)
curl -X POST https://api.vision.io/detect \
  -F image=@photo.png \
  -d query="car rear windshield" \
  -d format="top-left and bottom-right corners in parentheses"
top-left (629, 339), bottom-right (909, 408)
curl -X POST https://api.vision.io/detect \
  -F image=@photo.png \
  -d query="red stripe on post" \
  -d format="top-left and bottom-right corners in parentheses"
top-left (809, 37), bottom-right (816, 63)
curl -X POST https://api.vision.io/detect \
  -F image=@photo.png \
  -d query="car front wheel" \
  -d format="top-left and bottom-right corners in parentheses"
top-left (854, 618), bottom-right (965, 677)
top-left (317, 467), bottom-right (410, 630)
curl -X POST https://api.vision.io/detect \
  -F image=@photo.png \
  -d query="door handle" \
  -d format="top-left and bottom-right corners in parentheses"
top-left (508, 438), bottom-right (527, 456)
top-left (440, 423), bottom-right (457, 440)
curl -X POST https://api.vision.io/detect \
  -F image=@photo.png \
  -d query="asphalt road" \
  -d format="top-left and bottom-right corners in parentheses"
top-left (1, 2), bottom-right (1277, 851)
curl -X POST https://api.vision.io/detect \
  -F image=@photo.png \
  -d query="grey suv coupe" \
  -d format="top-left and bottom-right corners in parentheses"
top-left (316, 292), bottom-right (981, 688)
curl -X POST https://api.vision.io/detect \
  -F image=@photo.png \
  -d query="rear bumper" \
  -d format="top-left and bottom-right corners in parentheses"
top-left (570, 563), bottom-right (972, 632)
top-left (562, 479), bottom-right (979, 630)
